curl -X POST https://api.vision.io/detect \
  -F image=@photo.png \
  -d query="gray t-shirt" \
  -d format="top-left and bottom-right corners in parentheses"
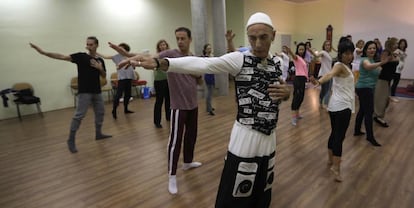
top-left (112, 54), bottom-right (135, 80)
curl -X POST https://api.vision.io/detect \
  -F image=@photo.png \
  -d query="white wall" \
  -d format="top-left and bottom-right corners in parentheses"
top-left (2, 0), bottom-right (411, 120)
top-left (0, 0), bottom-right (244, 120)
top-left (343, 0), bottom-right (414, 79)
top-left (243, 0), bottom-right (346, 56)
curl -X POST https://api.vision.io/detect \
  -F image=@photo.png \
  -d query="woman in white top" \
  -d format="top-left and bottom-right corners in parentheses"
top-left (390, 38), bottom-right (408, 102)
top-left (309, 40), bottom-right (333, 108)
top-left (311, 37), bottom-right (355, 182)
top-left (275, 45), bottom-right (290, 81)
top-left (352, 39), bottom-right (365, 83)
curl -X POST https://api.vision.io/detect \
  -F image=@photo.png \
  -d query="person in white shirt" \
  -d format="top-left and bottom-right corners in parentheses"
top-left (390, 38), bottom-right (408, 102)
top-left (275, 45), bottom-right (290, 81)
top-left (351, 39), bottom-right (365, 83)
top-left (308, 40), bottom-right (334, 109)
top-left (311, 37), bottom-right (355, 182)
top-left (119, 12), bottom-right (290, 208)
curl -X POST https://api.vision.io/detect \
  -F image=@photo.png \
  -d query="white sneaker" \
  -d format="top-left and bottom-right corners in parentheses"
top-left (389, 96), bottom-right (399, 103)
top-left (182, 162), bottom-right (202, 170)
top-left (119, 97), bottom-right (133, 102)
top-left (168, 175), bottom-right (178, 194)
top-left (291, 118), bottom-right (297, 126)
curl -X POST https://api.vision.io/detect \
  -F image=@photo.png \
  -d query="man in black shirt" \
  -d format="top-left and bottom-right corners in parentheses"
top-left (30, 36), bottom-right (112, 153)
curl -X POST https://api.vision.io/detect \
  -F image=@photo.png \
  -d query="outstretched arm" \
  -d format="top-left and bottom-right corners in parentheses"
top-left (361, 52), bottom-right (390, 70)
top-left (285, 46), bottom-right (298, 60)
top-left (108, 42), bottom-right (137, 57)
top-left (29, 43), bottom-right (72, 61)
top-left (311, 63), bottom-right (347, 86)
top-left (118, 52), bottom-right (243, 76)
top-left (96, 52), bottom-right (113, 60)
top-left (307, 48), bottom-right (323, 58)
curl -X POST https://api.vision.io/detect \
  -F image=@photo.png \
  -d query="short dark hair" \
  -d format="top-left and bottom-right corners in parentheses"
top-left (87, 36), bottom-right (99, 45)
top-left (119, 43), bottom-right (130, 52)
top-left (337, 37), bottom-right (355, 62)
top-left (175, 27), bottom-right (192, 39)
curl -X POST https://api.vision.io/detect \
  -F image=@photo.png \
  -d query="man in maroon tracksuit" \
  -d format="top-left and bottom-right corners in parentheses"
top-left (158, 27), bottom-right (203, 194)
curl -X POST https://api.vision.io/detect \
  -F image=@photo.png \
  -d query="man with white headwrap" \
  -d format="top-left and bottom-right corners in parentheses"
top-left (119, 12), bottom-right (290, 208)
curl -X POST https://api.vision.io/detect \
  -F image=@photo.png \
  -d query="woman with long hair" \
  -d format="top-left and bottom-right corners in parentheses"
top-left (352, 39), bottom-right (365, 83)
top-left (390, 39), bottom-right (408, 102)
top-left (286, 42), bottom-right (308, 126)
top-left (373, 37), bottom-right (400, 127)
top-left (311, 38), bottom-right (355, 182)
top-left (308, 40), bottom-right (334, 109)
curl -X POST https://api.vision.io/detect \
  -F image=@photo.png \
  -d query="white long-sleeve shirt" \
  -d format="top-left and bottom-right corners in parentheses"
top-left (167, 51), bottom-right (244, 76)
top-left (167, 50), bottom-right (283, 136)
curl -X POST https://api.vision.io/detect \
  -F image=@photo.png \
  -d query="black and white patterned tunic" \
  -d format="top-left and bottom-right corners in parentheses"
top-left (235, 53), bottom-right (283, 135)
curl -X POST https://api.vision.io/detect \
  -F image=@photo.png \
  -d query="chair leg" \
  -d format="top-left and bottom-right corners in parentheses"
top-left (135, 86), bottom-right (140, 98)
top-left (74, 93), bottom-right (77, 108)
top-left (16, 104), bottom-right (22, 121)
top-left (36, 103), bottom-right (43, 117)
top-left (111, 89), bottom-right (115, 100)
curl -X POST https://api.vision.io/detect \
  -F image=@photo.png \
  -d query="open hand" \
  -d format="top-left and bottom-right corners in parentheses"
top-left (29, 43), bottom-right (43, 54)
top-left (118, 55), bottom-right (156, 70)
top-left (90, 59), bottom-right (102, 70)
top-left (268, 80), bottom-right (290, 101)
top-left (225, 30), bottom-right (235, 41)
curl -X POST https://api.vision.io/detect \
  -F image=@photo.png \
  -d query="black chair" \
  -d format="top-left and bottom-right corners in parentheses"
top-left (12, 82), bottom-right (43, 120)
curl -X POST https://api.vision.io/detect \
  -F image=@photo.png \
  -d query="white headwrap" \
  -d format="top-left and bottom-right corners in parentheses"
top-left (246, 12), bottom-right (274, 30)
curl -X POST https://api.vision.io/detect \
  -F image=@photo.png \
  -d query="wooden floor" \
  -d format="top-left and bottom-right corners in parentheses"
top-left (1, 83), bottom-right (414, 208)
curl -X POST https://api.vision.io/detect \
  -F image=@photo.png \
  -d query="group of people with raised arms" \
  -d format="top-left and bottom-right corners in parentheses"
top-left (29, 11), bottom-right (408, 208)
top-left (280, 36), bottom-right (407, 182)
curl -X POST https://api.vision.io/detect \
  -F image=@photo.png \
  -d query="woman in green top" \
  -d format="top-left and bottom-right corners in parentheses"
top-left (154, 40), bottom-right (171, 128)
top-left (354, 40), bottom-right (390, 146)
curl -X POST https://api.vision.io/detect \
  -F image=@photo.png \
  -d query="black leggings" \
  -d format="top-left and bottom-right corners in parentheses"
top-left (355, 88), bottom-right (374, 140)
top-left (328, 109), bottom-right (351, 156)
top-left (153, 79), bottom-right (170, 125)
top-left (113, 79), bottom-right (132, 111)
top-left (390, 72), bottom-right (401, 96)
top-left (291, 76), bottom-right (307, 111)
